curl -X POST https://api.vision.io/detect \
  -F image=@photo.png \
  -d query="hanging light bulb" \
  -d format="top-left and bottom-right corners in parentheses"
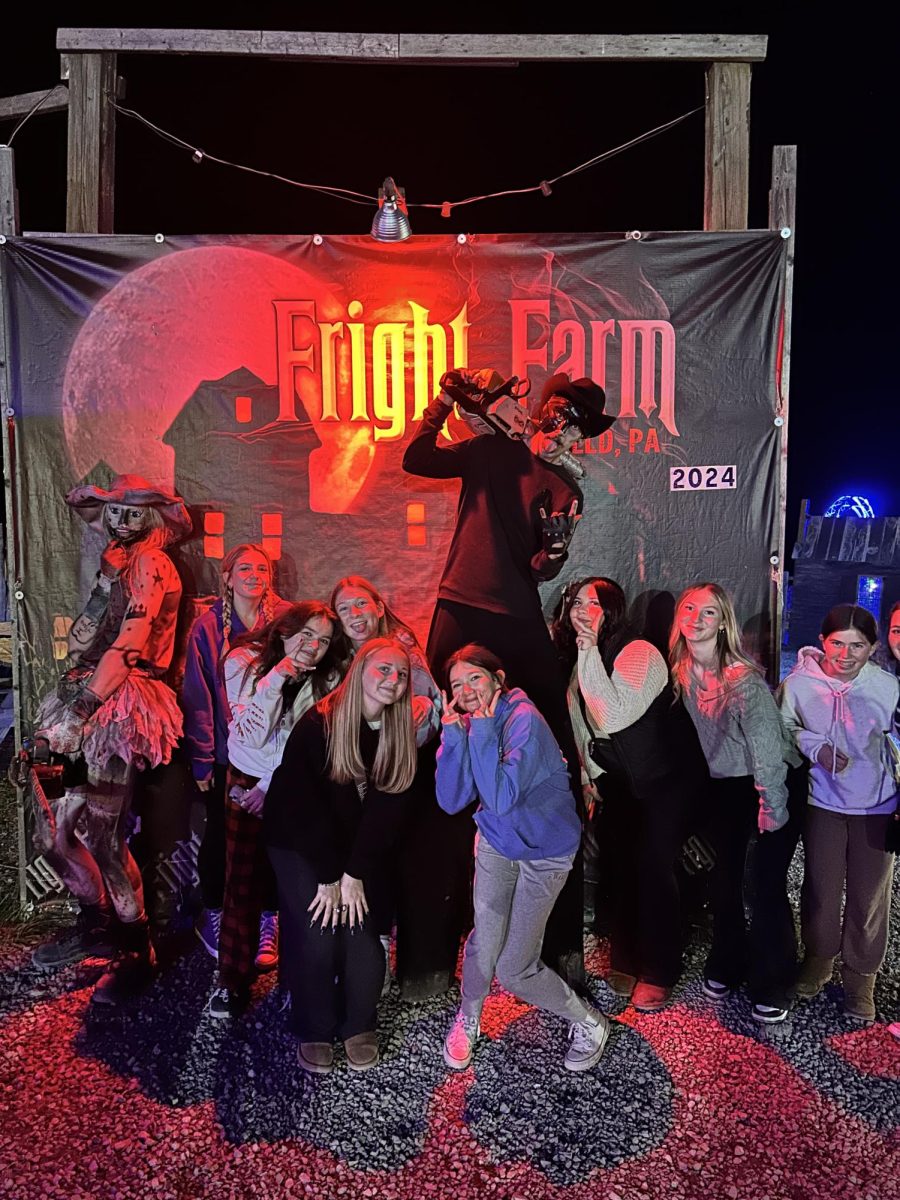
top-left (371, 177), bottom-right (411, 242)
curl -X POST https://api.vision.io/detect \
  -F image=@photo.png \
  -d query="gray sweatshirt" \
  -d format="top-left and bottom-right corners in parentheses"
top-left (682, 664), bottom-right (798, 832)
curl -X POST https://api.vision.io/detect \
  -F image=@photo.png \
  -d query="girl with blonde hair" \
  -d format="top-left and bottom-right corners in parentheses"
top-left (330, 574), bottom-right (443, 999)
top-left (182, 544), bottom-right (286, 962)
top-left (265, 638), bottom-right (420, 1074)
top-left (330, 574), bottom-right (440, 746)
top-left (671, 582), bottom-right (803, 1024)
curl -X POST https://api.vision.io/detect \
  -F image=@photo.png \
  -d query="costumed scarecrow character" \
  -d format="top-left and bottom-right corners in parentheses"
top-left (31, 474), bottom-right (189, 1005)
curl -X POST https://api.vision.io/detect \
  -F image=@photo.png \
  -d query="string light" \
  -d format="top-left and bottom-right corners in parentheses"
top-left (107, 95), bottom-right (704, 219)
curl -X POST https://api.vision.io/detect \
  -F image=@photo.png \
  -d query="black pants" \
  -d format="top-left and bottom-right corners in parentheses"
top-left (196, 764), bottom-right (228, 910)
top-left (604, 776), bottom-right (696, 987)
top-left (403, 599), bottom-right (584, 989)
top-left (704, 767), bottom-right (806, 1007)
top-left (269, 847), bottom-right (384, 1042)
top-left (196, 764), bottom-right (277, 912)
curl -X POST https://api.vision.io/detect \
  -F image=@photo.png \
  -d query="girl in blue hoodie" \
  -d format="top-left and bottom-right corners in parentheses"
top-left (182, 544), bottom-right (288, 961)
top-left (779, 604), bottom-right (899, 1022)
top-left (436, 643), bottom-right (610, 1074)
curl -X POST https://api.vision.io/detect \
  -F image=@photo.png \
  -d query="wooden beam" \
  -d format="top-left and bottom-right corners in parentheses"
top-left (768, 145), bottom-right (797, 679)
top-left (0, 86), bottom-right (69, 123)
top-left (0, 146), bottom-right (20, 236)
top-left (58, 29), bottom-right (398, 59)
top-left (400, 33), bottom-right (768, 61)
top-left (56, 28), bottom-right (768, 62)
top-left (704, 62), bottom-right (751, 231)
top-left (63, 52), bottom-right (117, 233)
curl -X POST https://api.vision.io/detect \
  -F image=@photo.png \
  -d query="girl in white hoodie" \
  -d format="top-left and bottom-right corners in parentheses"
top-left (778, 604), bottom-right (899, 1022)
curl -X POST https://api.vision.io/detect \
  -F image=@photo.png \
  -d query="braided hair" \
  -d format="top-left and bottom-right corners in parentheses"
top-left (220, 543), bottom-right (277, 652)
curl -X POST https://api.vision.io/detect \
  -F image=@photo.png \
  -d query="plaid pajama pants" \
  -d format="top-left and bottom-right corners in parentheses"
top-left (218, 767), bottom-right (275, 990)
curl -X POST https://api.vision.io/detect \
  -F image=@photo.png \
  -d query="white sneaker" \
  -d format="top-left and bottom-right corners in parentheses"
top-left (443, 1011), bottom-right (480, 1069)
top-left (701, 977), bottom-right (732, 1001)
top-left (565, 1008), bottom-right (611, 1072)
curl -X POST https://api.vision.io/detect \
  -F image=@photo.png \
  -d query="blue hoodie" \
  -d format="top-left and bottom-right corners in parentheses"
top-left (436, 687), bottom-right (581, 861)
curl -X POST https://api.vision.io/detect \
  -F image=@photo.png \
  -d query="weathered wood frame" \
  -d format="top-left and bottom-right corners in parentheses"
top-left (47, 29), bottom-right (771, 236)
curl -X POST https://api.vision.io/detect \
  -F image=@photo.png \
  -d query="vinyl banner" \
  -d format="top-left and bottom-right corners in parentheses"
top-left (1, 232), bottom-right (786, 723)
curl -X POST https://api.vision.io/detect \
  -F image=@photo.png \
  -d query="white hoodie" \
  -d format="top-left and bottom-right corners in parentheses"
top-left (778, 647), bottom-right (899, 815)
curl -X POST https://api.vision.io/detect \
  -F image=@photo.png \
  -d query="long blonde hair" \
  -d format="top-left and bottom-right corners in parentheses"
top-left (321, 637), bottom-right (416, 793)
top-left (669, 581), bottom-right (759, 697)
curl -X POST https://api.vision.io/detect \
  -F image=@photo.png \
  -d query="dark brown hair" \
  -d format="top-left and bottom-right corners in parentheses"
top-left (444, 643), bottom-right (509, 689)
top-left (820, 603), bottom-right (878, 645)
top-left (225, 601), bottom-right (339, 704)
top-left (550, 576), bottom-right (632, 672)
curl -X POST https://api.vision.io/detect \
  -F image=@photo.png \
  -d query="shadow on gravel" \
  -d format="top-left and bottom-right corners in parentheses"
top-left (74, 943), bottom-right (458, 1171)
top-left (464, 1009), bottom-right (673, 1186)
top-left (684, 978), bottom-right (900, 1137)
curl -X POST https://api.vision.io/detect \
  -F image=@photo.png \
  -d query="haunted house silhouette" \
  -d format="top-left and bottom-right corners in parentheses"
top-left (163, 366), bottom-right (324, 598)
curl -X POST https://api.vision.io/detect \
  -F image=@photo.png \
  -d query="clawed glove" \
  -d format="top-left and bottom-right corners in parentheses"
top-left (540, 507), bottom-right (578, 556)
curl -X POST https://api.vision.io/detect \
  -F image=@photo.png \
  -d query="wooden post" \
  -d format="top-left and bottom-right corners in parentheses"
top-left (704, 62), bottom-right (751, 231)
top-left (63, 51), bottom-right (117, 232)
top-left (769, 145), bottom-right (797, 678)
top-left (0, 145), bottom-right (20, 236)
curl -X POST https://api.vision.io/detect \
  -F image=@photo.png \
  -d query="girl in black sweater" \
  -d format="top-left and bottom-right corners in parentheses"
top-left (264, 638), bottom-right (419, 1074)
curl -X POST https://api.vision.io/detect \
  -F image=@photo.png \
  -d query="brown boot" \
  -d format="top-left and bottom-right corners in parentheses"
top-left (795, 954), bottom-right (834, 999)
top-left (344, 1032), bottom-right (379, 1071)
top-left (606, 970), bottom-right (637, 999)
top-left (298, 1042), bottom-right (334, 1074)
top-left (842, 967), bottom-right (876, 1023)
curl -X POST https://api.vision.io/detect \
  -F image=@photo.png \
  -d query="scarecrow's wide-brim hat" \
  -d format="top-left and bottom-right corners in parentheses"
top-left (540, 373), bottom-right (615, 438)
top-left (65, 474), bottom-right (192, 541)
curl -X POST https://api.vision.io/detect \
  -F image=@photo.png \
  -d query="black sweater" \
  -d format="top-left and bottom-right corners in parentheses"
top-left (402, 395), bottom-right (582, 620)
top-left (263, 706), bottom-right (416, 884)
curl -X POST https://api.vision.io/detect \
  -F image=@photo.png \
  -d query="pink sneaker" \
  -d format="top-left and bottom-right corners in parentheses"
top-left (443, 1011), bottom-right (480, 1069)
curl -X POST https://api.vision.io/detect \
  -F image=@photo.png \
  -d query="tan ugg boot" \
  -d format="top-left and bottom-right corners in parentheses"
top-left (795, 954), bottom-right (834, 999)
top-left (842, 967), bottom-right (876, 1023)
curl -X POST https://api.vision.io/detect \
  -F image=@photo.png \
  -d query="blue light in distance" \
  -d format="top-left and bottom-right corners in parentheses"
top-left (856, 575), bottom-right (883, 619)
top-left (825, 495), bottom-right (876, 518)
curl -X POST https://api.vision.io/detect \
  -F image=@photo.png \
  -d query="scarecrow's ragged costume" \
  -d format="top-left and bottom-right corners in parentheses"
top-left (32, 475), bottom-right (189, 1003)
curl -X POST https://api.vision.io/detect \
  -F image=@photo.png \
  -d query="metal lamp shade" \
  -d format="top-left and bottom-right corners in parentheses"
top-left (371, 178), bottom-right (411, 242)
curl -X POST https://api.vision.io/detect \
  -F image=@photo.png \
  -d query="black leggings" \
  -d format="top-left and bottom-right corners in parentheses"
top-left (196, 764), bottom-right (228, 910)
top-left (268, 847), bottom-right (384, 1042)
top-left (604, 776), bottom-right (696, 987)
top-left (704, 766), bottom-right (806, 1007)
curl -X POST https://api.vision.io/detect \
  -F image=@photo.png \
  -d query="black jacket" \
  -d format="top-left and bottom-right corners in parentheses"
top-left (263, 706), bottom-right (417, 884)
top-left (402, 394), bottom-right (581, 619)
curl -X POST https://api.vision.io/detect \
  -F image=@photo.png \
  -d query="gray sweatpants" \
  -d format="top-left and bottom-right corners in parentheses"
top-left (802, 805), bottom-right (895, 974)
top-left (460, 835), bottom-right (589, 1023)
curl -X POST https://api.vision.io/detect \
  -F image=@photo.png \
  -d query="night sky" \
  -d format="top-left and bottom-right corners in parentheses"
top-left (2, 4), bottom-right (893, 540)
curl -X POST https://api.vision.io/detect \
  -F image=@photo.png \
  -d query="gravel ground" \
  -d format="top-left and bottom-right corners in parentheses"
top-left (1, 854), bottom-right (898, 1200)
